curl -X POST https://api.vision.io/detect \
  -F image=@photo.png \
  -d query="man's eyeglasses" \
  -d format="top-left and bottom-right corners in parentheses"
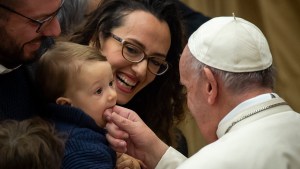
top-left (0, 0), bottom-right (64, 33)
top-left (110, 33), bottom-right (169, 76)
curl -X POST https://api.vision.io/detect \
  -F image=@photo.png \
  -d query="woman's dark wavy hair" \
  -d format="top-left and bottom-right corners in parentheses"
top-left (70, 0), bottom-right (186, 147)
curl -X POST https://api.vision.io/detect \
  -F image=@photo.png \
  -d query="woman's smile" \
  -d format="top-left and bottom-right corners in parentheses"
top-left (115, 72), bottom-right (138, 93)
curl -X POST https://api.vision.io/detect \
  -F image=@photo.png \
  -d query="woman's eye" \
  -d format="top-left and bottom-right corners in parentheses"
top-left (95, 88), bottom-right (103, 95)
top-left (124, 44), bottom-right (142, 56)
top-left (149, 58), bottom-right (162, 66)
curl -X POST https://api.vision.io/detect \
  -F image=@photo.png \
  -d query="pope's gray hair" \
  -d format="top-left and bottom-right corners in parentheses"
top-left (186, 50), bottom-right (275, 94)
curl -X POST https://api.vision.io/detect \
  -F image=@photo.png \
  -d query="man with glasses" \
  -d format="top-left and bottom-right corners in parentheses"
top-left (0, 0), bottom-right (63, 120)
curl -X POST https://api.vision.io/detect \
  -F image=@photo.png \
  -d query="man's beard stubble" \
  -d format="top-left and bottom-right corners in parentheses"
top-left (0, 27), bottom-right (24, 68)
top-left (0, 27), bottom-right (53, 69)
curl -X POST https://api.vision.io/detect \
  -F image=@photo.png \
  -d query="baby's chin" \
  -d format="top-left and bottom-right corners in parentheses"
top-left (97, 120), bottom-right (106, 128)
top-left (97, 123), bottom-right (106, 128)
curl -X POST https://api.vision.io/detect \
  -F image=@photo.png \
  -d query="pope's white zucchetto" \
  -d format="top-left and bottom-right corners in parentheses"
top-left (188, 16), bottom-right (272, 72)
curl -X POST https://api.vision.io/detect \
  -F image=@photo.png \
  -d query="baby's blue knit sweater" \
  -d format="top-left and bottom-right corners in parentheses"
top-left (48, 104), bottom-right (116, 169)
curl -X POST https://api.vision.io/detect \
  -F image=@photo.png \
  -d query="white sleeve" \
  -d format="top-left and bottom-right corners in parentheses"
top-left (155, 147), bottom-right (187, 169)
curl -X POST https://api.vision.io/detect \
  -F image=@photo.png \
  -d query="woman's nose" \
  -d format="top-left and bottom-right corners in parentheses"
top-left (131, 59), bottom-right (148, 76)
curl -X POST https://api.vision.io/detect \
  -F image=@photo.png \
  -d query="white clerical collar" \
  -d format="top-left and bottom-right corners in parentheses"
top-left (220, 93), bottom-right (278, 125)
top-left (0, 64), bottom-right (22, 74)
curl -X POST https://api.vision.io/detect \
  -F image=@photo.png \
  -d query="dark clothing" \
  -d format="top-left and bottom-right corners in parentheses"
top-left (174, 128), bottom-right (188, 157)
top-left (0, 65), bottom-right (43, 120)
top-left (178, 1), bottom-right (210, 38)
top-left (0, 37), bottom-right (54, 120)
top-left (47, 104), bottom-right (116, 169)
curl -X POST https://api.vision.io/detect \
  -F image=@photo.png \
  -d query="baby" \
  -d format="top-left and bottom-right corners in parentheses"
top-left (36, 41), bottom-right (140, 169)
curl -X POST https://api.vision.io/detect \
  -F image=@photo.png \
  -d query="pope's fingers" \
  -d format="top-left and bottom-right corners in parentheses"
top-left (103, 109), bottom-right (113, 122)
top-left (105, 121), bottom-right (129, 139)
top-left (109, 111), bottom-right (138, 134)
top-left (106, 133), bottom-right (127, 153)
top-left (112, 106), bottom-right (142, 122)
top-left (105, 121), bottom-right (128, 135)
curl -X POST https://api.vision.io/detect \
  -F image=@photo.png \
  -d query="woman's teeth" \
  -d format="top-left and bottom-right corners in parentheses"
top-left (117, 74), bottom-right (137, 87)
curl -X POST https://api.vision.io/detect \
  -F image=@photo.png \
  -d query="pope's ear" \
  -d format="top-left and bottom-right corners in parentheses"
top-left (56, 97), bottom-right (72, 106)
top-left (203, 67), bottom-right (218, 105)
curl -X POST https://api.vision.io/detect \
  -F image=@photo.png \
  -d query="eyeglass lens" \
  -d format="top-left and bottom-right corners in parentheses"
top-left (36, 10), bottom-right (59, 32)
top-left (122, 43), bottom-right (168, 75)
top-left (36, 2), bottom-right (63, 33)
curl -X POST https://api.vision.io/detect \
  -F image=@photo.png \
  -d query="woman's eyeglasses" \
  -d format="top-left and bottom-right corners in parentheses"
top-left (110, 33), bottom-right (169, 75)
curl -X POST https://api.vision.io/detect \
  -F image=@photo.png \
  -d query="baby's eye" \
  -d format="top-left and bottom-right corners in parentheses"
top-left (95, 88), bottom-right (103, 95)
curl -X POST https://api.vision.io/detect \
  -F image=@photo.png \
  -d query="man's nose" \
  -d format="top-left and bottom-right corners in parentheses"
top-left (40, 17), bottom-right (61, 37)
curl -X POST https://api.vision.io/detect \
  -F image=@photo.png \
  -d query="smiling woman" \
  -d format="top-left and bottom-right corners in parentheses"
top-left (70, 0), bottom-right (187, 154)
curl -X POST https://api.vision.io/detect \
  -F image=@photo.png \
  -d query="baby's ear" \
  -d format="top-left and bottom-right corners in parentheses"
top-left (56, 97), bottom-right (72, 106)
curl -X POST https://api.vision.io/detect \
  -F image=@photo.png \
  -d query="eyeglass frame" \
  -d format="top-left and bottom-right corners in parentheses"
top-left (0, 0), bottom-right (64, 33)
top-left (110, 33), bottom-right (169, 76)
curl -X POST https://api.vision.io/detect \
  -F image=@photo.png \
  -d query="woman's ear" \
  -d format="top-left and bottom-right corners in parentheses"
top-left (203, 67), bottom-right (218, 105)
top-left (56, 97), bottom-right (72, 106)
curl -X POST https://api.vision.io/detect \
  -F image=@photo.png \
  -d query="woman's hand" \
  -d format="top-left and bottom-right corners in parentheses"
top-left (116, 153), bottom-right (143, 169)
